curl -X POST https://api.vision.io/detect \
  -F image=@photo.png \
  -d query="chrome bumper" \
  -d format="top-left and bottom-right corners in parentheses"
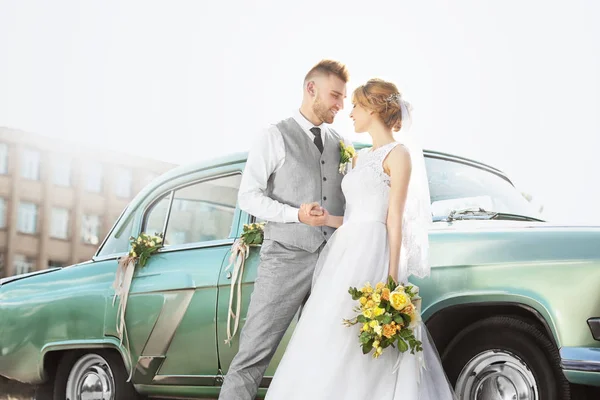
top-left (561, 347), bottom-right (600, 372)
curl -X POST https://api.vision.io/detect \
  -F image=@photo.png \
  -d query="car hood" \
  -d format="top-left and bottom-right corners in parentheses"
top-left (431, 219), bottom-right (600, 231)
top-left (0, 267), bottom-right (62, 288)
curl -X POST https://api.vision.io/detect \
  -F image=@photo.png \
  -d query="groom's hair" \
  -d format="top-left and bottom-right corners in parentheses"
top-left (304, 59), bottom-right (349, 84)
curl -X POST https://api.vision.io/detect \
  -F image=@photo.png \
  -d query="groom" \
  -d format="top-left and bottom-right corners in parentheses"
top-left (218, 59), bottom-right (349, 400)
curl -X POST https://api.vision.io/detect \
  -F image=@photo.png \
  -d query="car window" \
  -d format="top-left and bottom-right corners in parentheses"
top-left (95, 209), bottom-right (134, 257)
top-left (425, 157), bottom-right (541, 219)
top-left (144, 195), bottom-right (171, 237)
top-left (142, 174), bottom-right (241, 247)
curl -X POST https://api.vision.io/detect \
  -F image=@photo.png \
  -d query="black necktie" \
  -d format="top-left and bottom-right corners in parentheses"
top-left (310, 127), bottom-right (324, 154)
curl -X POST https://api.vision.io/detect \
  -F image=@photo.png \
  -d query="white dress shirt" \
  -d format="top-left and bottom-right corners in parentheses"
top-left (238, 110), bottom-right (336, 223)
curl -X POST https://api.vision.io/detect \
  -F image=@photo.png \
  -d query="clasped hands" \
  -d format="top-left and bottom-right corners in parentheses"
top-left (298, 202), bottom-right (329, 227)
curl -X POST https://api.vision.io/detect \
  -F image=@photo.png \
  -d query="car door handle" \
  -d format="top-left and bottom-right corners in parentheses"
top-left (226, 272), bottom-right (232, 279)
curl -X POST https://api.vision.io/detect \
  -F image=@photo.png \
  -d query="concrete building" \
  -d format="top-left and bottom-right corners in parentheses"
top-left (0, 127), bottom-right (176, 277)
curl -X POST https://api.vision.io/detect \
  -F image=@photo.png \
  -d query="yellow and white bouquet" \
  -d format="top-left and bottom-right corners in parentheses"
top-left (239, 222), bottom-right (265, 246)
top-left (339, 140), bottom-right (356, 174)
top-left (128, 232), bottom-right (164, 268)
top-left (344, 276), bottom-right (423, 358)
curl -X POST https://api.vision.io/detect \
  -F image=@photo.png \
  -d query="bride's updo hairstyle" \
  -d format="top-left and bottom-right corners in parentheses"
top-left (352, 78), bottom-right (405, 132)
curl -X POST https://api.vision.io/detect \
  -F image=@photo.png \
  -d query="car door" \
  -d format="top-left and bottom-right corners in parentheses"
top-left (104, 171), bottom-right (243, 387)
top-left (215, 210), bottom-right (299, 387)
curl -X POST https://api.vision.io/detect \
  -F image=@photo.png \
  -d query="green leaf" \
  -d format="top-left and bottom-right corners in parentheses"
top-left (397, 338), bottom-right (408, 353)
top-left (381, 315), bottom-right (392, 324)
top-left (356, 315), bottom-right (367, 324)
top-left (362, 340), bottom-right (374, 354)
top-left (401, 313), bottom-right (411, 325)
top-left (359, 332), bottom-right (371, 344)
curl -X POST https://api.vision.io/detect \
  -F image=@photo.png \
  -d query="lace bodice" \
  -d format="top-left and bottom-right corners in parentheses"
top-left (342, 142), bottom-right (401, 225)
top-left (342, 141), bottom-right (430, 280)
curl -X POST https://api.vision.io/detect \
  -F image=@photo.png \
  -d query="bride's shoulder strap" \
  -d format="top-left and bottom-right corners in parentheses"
top-left (379, 141), bottom-right (405, 164)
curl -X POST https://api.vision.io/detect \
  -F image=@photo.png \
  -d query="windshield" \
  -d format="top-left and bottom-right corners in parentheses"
top-left (425, 156), bottom-right (542, 221)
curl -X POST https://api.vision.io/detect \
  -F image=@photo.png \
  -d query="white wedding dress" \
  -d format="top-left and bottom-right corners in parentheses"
top-left (265, 142), bottom-right (456, 400)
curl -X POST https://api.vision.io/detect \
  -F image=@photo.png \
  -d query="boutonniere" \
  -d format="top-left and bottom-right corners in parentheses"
top-left (339, 140), bottom-right (356, 174)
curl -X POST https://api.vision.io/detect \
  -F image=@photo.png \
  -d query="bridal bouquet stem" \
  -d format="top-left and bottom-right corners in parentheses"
top-left (344, 276), bottom-right (423, 358)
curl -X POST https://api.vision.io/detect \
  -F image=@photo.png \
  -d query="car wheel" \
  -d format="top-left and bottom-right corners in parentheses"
top-left (52, 350), bottom-right (141, 400)
top-left (442, 316), bottom-right (570, 400)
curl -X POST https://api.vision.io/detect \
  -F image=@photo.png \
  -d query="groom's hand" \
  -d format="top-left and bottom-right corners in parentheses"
top-left (299, 202), bottom-right (328, 226)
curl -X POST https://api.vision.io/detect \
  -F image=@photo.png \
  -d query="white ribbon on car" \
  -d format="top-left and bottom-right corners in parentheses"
top-left (112, 255), bottom-right (136, 381)
top-left (223, 238), bottom-right (251, 345)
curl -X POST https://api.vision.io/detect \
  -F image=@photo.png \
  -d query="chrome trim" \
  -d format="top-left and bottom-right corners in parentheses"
top-left (561, 360), bottom-right (600, 372)
top-left (157, 238), bottom-right (235, 254)
top-left (151, 375), bottom-right (218, 386)
top-left (162, 190), bottom-right (175, 238)
top-left (132, 289), bottom-right (195, 384)
top-left (142, 375), bottom-right (273, 387)
top-left (560, 346), bottom-right (600, 372)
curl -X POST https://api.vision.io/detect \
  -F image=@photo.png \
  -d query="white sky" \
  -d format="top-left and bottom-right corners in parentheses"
top-left (1, 0), bottom-right (599, 224)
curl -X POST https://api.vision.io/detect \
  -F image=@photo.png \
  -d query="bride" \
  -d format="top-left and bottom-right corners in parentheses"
top-left (264, 78), bottom-right (456, 399)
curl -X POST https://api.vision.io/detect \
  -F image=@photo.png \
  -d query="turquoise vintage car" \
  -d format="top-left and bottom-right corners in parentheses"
top-left (1, 147), bottom-right (599, 400)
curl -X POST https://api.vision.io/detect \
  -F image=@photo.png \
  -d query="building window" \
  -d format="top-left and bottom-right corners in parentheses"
top-left (14, 254), bottom-right (34, 275)
top-left (84, 162), bottom-right (103, 193)
top-left (0, 143), bottom-right (8, 174)
top-left (50, 208), bottom-right (70, 239)
top-left (114, 167), bottom-right (132, 198)
top-left (53, 158), bottom-right (71, 187)
top-left (82, 214), bottom-right (101, 245)
top-left (21, 148), bottom-right (41, 180)
top-left (17, 202), bottom-right (38, 234)
top-left (48, 260), bottom-right (66, 268)
top-left (0, 198), bottom-right (6, 228)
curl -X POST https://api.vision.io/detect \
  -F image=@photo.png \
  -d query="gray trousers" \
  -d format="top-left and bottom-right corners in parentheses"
top-left (218, 239), bottom-right (322, 400)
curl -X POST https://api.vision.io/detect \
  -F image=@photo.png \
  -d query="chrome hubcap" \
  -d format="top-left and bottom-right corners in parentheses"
top-left (65, 354), bottom-right (115, 400)
top-left (456, 350), bottom-right (538, 400)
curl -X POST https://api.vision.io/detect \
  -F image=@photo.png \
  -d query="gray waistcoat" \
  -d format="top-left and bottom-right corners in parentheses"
top-left (263, 117), bottom-right (345, 252)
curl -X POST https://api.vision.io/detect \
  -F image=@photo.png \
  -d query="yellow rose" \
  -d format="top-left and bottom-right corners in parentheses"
top-left (382, 324), bottom-right (396, 339)
top-left (374, 346), bottom-right (383, 358)
top-left (381, 288), bottom-right (391, 301)
top-left (376, 282), bottom-right (385, 290)
top-left (369, 320), bottom-right (379, 328)
top-left (155, 236), bottom-right (162, 243)
top-left (359, 297), bottom-right (368, 305)
top-left (130, 251), bottom-right (137, 258)
top-left (363, 309), bottom-right (374, 319)
top-left (365, 300), bottom-right (375, 309)
top-left (361, 284), bottom-right (374, 295)
top-left (362, 323), bottom-right (370, 332)
top-left (403, 303), bottom-right (415, 315)
top-left (137, 237), bottom-right (142, 243)
top-left (373, 340), bottom-right (380, 348)
top-left (390, 290), bottom-right (410, 311)
top-left (373, 307), bottom-right (385, 317)
top-left (372, 294), bottom-right (381, 304)
top-left (374, 325), bottom-right (383, 336)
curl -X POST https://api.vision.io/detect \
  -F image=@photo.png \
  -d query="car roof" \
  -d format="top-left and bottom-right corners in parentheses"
top-left (153, 144), bottom-right (511, 188)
